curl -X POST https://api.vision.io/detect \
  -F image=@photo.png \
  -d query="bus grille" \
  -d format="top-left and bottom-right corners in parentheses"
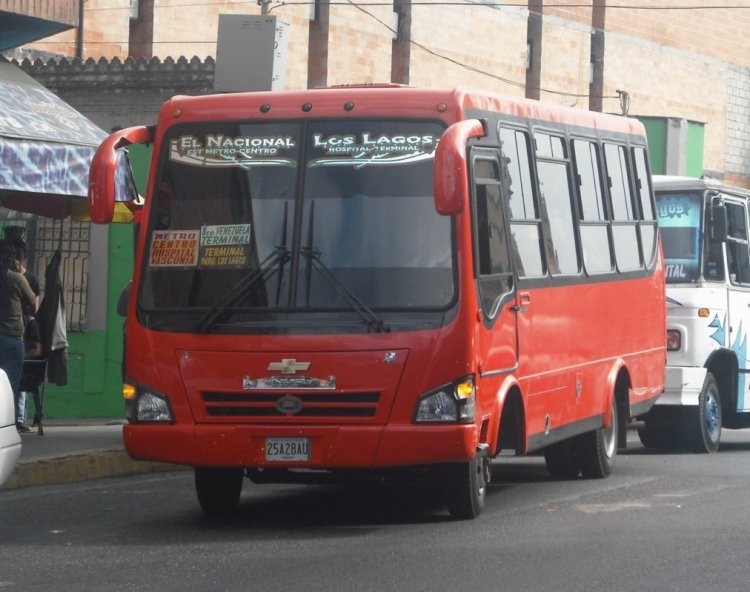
top-left (200, 391), bottom-right (381, 419)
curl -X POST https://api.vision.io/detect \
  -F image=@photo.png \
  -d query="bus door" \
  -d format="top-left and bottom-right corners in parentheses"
top-left (721, 196), bottom-right (750, 411)
top-left (470, 148), bottom-right (519, 377)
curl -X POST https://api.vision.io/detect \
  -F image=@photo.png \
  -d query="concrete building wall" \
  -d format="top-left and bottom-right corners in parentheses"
top-left (0, 0), bottom-right (79, 27)
top-left (603, 33), bottom-right (728, 177)
top-left (29, 0), bottom-right (130, 57)
top-left (538, 14), bottom-right (591, 106)
top-left (408, 6), bottom-right (528, 96)
top-left (726, 66), bottom-right (750, 186)
top-left (326, 4), bottom-right (394, 85)
top-left (606, 3), bottom-right (750, 68)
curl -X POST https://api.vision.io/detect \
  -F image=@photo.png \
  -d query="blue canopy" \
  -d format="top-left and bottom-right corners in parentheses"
top-left (0, 57), bottom-right (106, 218)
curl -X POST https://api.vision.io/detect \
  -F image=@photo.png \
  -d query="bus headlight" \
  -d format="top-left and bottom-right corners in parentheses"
top-left (415, 377), bottom-right (475, 423)
top-left (124, 382), bottom-right (174, 423)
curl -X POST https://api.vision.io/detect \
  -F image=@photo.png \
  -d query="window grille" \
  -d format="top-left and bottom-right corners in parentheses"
top-left (20, 218), bottom-right (90, 333)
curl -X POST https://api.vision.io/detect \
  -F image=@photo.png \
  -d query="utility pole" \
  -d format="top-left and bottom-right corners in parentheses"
top-left (258, 0), bottom-right (271, 15)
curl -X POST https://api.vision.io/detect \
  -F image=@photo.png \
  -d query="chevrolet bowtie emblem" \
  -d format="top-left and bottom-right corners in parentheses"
top-left (267, 358), bottom-right (311, 375)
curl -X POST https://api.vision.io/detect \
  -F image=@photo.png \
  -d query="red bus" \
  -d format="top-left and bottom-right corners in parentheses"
top-left (89, 85), bottom-right (665, 519)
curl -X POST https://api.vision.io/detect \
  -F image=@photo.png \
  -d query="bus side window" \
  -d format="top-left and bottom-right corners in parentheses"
top-left (632, 147), bottom-right (658, 267)
top-left (534, 132), bottom-right (579, 276)
top-left (499, 126), bottom-right (544, 278)
top-left (725, 202), bottom-right (750, 285)
top-left (604, 143), bottom-right (641, 272)
top-left (472, 155), bottom-right (514, 316)
top-left (572, 138), bottom-right (613, 274)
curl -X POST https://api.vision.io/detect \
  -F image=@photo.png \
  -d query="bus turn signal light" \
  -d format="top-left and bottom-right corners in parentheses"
top-left (122, 383), bottom-right (136, 400)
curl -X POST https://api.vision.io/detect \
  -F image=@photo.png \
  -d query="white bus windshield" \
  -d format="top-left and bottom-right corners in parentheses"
top-left (138, 119), bottom-right (454, 332)
top-left (656, 191), bottom-right (704, 283)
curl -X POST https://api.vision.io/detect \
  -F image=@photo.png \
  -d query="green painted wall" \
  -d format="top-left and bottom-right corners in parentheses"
top-left (640, 118), bottom-right (667, 175)
top-left (686, 121), bottom-right (705, 178)
top-left (44, 223), bottom-right (134, 418)
top-left (638, 115), bottom-right (705, 178)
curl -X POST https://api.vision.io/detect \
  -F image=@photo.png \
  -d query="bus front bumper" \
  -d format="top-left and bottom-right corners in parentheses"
top-left (123, 423), bottom-right (479, 469)
top-left (655, 366), bottom-right (707, 407)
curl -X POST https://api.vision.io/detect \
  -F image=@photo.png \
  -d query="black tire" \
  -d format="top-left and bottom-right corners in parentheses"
top-left (576, 397), bottom-right (618, 479)
top-left (194, 467), bottom-right (245, 517)
top-left (544, 439), bottom-right (580, 479)
top-left (684, 372), bottom-right (722, 453)
top-left (442, 453), bottom-right (489, 520)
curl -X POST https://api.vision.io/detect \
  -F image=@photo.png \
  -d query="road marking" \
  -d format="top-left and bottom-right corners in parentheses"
top-left (576, 501), bottom-right (652, 513)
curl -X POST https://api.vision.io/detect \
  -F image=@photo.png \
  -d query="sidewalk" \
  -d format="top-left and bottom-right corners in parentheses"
top-left (0, 419), bottom-right (182, 491)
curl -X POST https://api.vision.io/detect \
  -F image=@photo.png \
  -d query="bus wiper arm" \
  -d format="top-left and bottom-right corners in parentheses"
top-left (196, 246), bottom-right (290, 333)
top-left (300, 246), bottom-right (391, 333)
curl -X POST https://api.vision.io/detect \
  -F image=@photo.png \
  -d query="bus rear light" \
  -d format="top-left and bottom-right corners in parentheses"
top-left (415, 377), bottom-right (475, 423)
top-left (667, 330), bottom-right (682, 351)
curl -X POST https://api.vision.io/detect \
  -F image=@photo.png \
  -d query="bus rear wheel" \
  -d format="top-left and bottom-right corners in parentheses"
top-left (442, 451), bottom-right (489, 520)
top-left (684, 372), bottom-right (722, 453)
top-left (194, 467), bottom-right (245, 517)
top-left (576, 397), bottom-right (618, 479)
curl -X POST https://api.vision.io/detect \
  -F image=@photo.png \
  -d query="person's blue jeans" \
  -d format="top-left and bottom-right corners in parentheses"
top-left (0, 333), bottom-right (24, 421)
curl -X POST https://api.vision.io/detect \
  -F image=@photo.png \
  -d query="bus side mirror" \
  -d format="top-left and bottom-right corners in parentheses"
top-left (88, 126), bottom-right (153, 223)
top-left (708, 204), bottom-right (728, 242)
top-left (434, 119), bottom-right (485, 216)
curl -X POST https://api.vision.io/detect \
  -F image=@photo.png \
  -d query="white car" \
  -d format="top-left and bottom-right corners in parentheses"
top-left (0, 369), bottom-right (21, 486)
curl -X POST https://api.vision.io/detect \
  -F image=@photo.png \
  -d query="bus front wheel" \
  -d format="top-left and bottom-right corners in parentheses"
top-left (194, 467), bottom-right (245, 516)
top-left (442, 451), bottom-right (489, 520)
top-left (684, 372), bottom-right (722, 453)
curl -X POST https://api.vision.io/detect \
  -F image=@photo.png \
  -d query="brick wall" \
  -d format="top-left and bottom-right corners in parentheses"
top-left (408, 6), bottom-right (528, 96)
top-left (726, 66), bottom-right (750, 185)
top-left (327, 4), bottom-right (394, 85)
top-left (606, 2), bottom-right (750, 68)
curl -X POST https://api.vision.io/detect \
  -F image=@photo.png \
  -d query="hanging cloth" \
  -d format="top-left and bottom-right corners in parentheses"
top-left (37, 250), bottom-right (68, 386)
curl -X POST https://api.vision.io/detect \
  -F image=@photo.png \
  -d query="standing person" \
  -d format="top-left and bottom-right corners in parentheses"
top-left (4, 228), bottom-right (42, 430)
top-left (0, 239), bottom-right (37, 432)
top-left (3, 227), bottom-right (41, 308)
top-left (18, 313), bottom-right (43, 431)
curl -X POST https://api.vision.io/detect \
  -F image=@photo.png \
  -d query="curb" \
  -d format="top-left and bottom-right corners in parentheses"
top-left (0, 449), bottom-right (185, 491)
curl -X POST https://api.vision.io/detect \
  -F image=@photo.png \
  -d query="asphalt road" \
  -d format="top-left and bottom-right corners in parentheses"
top-left (2, 431), bottom-right (750, 592)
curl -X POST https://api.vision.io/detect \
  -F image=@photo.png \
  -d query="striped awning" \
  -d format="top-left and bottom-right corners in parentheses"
top-left (0, 56), bottom-right (107, 219)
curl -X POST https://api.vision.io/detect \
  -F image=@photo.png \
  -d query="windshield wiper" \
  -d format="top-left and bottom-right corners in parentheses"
top-left (195, 247), bottom-right (290, 333)
top-left (301, 246), bottom-right (391, 333)
top-left (301, 201), bottom-right (390, 333)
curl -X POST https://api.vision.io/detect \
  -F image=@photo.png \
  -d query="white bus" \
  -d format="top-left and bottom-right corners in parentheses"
top-left (647, 175), bottom-right (750, 452)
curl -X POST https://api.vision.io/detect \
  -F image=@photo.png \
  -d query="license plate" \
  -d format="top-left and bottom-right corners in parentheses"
top-left (265, 437), bottom-right (310, 461)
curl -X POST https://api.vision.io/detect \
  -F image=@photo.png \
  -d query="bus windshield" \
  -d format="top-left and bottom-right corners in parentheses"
top-left (138, 119), bottom-right (453, 332)
top-left (656, 190), bottom-right (704, 283)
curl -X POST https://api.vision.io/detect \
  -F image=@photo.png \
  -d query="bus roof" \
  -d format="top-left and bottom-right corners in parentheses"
top-left (157, 84), bottom-right (645, 137)
top-left (653, 175), bottom-right (750, 198)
